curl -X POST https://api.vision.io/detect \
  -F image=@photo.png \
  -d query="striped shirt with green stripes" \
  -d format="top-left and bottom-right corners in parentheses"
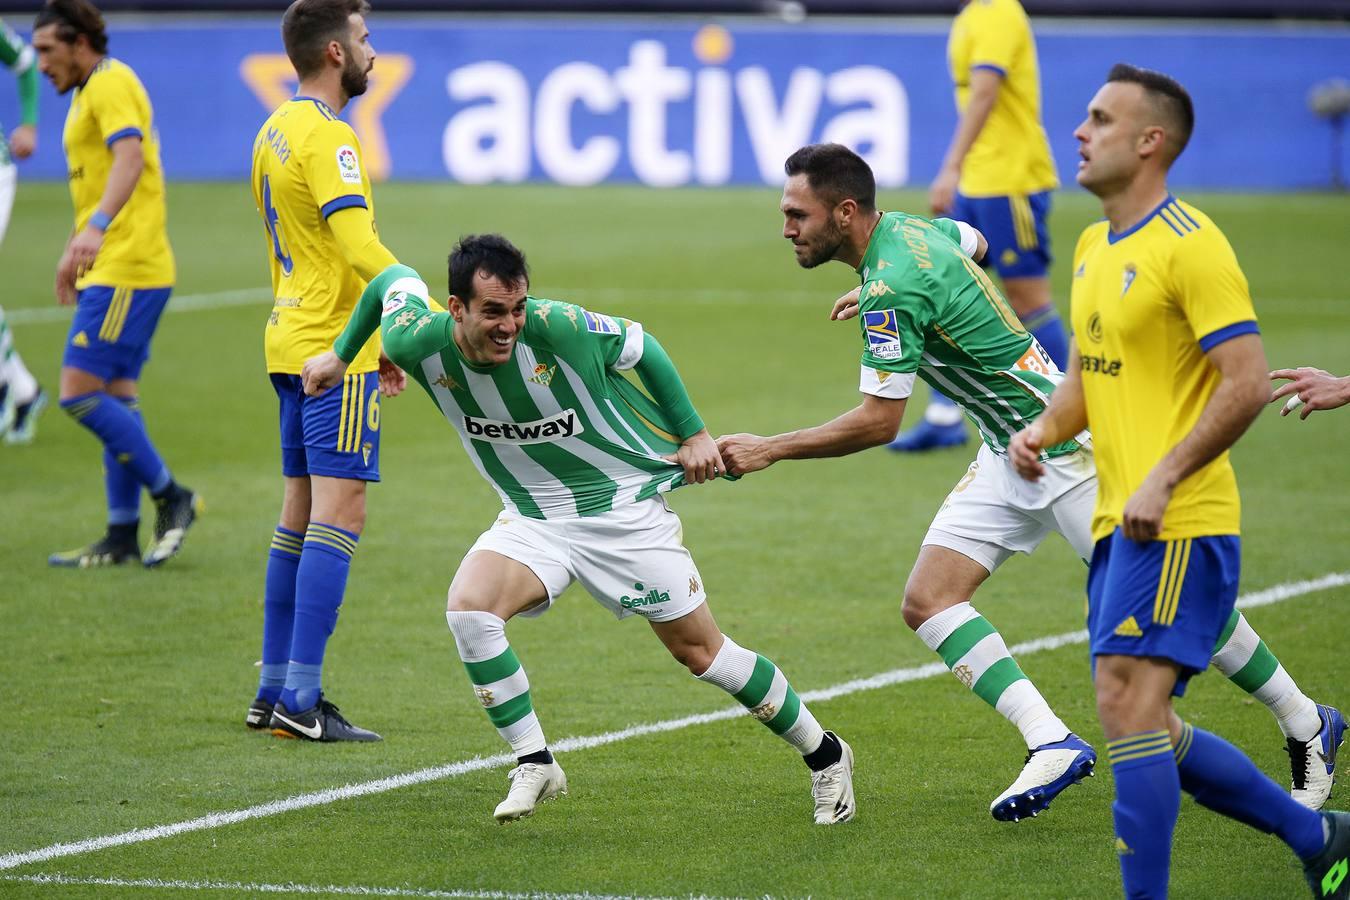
top-left (334, 264), bottom-right (704, 520)
top-left (856, 211), bottom-right (1086, 459)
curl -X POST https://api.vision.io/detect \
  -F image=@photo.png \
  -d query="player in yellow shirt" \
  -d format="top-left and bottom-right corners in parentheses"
top-left (1010, 65), bottom-right (1349, 899)
top-left (896, 0), bottom-right (1068, 452)
top-left (246, 0), bottom-right (405, 742)
top-left (33, 0), bottom-right (199, 569)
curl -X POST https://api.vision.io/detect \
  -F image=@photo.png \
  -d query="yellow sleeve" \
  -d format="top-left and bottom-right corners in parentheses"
top-left (1168, 226), bottom-right (1258, 351)
top-left (966, 1), bottom-right (1019, 76)
top-left (303, 119), bottom-right (371, 220)
top-left (85, 69), bottom-right (147, 146)
top-left (328, 205), bottom-right (399, 284)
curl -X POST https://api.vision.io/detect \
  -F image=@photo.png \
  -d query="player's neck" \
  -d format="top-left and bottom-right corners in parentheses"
top-left (842, 210), bottom-right (883, 270)
top-left (296, 77), bottom-right (348, 115)
top-left (1101, 177), bottom-right (1169, 237)
top-left (74, 52), bottom-right (104, 88)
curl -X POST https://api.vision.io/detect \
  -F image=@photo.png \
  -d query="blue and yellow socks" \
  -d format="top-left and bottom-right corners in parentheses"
top-left (1174, 721), bottom-right (1326, 860)
top-left (1108, 731), bottom-right (1180, 899)
top-left (256, 525), bottom-right (303, 705)
top-left (279, 522), bottom-right (359, 712)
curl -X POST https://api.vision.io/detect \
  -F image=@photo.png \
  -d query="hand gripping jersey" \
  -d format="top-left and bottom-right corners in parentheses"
top-left (62, 58), bottom-right (174, 289)
top-left (856, 211), bottom-right (1082, 459)
top-left (335, 265), bottom-right (698, 520)
top-left (1071, 196), bottom-right (1258, 542)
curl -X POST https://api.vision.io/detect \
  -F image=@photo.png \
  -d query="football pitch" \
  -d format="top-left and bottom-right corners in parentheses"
top-left (1, 181), bottom-right (1348, 898)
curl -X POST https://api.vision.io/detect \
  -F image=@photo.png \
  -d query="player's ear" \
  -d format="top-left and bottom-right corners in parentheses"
top-left (1137, 125), bottom-right (1165, 161)
top-left (835, 198), bottom-right (858, 228)
top-left (448, 295), bottom-right (467, 321)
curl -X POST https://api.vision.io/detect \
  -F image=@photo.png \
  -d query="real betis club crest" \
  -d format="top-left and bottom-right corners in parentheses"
top-left (529, 363), bottom-right (557, 387)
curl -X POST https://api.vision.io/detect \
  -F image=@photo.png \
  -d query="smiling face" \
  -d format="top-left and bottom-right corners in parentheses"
top-left (780, 174), bottom-right (847, 269)
top-left (450, 271), bottom-right (528, 367)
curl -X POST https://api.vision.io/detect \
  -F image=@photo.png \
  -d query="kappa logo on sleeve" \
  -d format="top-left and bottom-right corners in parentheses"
top-left (863, 309), bottom-right (903, 361)
top-left (336, 145), bottom-right (362, 184)
top-left (583, 311), bottom-right (621, 335)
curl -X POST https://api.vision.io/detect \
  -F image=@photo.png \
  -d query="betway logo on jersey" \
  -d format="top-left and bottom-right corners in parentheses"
top-left (441, 36), bottom-right (909, 187)
top-left (462, 410), bottom-right (582, 444)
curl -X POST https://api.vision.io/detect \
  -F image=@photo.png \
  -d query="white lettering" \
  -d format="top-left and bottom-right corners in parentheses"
top-left (820, 66), bottom-right (908, 187)
top-left (737, 66), bottom-right (823, 184)
top-left (444, 62), bottom-right (530, 184)
top-left (694, 68), bottom-right (732, 185)
top-left (615, 41), bottom-right (691, 188)
top-left (535, 62), bottom-right (621, 186)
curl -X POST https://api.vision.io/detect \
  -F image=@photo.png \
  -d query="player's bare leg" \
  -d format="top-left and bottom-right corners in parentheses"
top-left (905, 545), bottom-right (1095, 821)
top-left (652, 603), bottom-right (856, 824)
top-left (446, 550), bottom-right (565, 822)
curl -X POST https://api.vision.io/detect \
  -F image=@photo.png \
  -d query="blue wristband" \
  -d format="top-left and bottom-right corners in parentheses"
top-left (88, 210), bottom-right (113, 231)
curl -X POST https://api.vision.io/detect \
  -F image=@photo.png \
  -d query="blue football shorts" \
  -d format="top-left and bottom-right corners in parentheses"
top-left (1087, 528), bottom-right (1241, 697)
top-left (951, 190), bottom-right (1052, 280)
top-left (271, 370), bottom-right (381, 481)
top-left (63, 285), bottom-right (172, 381)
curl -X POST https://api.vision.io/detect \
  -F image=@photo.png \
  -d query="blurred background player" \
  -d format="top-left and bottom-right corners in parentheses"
top-left (1009, 65), bottom-right (1349, 898)
top-left (247, 0), bottom-right (404, 742)
top-left (301, 237), bottom-right (856, 825)
top-left (892, 0), bottom-right (1069, 452)
top-left (34, 0), bottom-right (199, 568)
top-left (0, 18), bottom-right (46, 445)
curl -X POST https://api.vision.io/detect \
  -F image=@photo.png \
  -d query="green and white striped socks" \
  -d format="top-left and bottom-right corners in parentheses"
top-left (698, 635), bottom-right (826, 755)
top-left (917, 602), bottom-right (1069, 750)
top-left (1210, 609), bottom-right (1320, 741)
top-left (446, 610), bottom-right (547, 757)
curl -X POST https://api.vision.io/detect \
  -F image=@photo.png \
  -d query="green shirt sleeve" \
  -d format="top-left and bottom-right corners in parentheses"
top-left (930, 217), bottom-right (961, 245)
top-left (631, 332), bottom-right (704, 440)
top-left (857, 270), bottom-right (933, 375)
top-left (0, 21), bottom-right (37, 126)
top-left (333, 263), bottom-right (454, 369)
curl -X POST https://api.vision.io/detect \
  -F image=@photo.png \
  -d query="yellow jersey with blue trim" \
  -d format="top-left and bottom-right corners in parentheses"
top-left (947, 0), bottom-right (1057, 197)
top-left (1071, 196), bottom-right (1259, 542)
top-left (63, 57), bottom-right (174, 289)
top-left (251, 97), bottom-right (381, 375)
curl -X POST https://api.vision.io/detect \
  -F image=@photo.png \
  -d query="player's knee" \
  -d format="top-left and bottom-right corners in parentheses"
top-left (445, 608), bottom-right (506, 654)
top-left (901, 586), bottom-right (937, 632)
top-left (669, 639), bottom-right (719, 676)
top-left (1092, 661), bottom-right (1134, 726)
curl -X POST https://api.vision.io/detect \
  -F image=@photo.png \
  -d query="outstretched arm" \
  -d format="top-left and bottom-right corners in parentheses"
top-left (630, 332), bottom-right (725, 484)
top-left (718, 393), bottom-right (907, 476)
top-left (1010, 342), bottom-right (1087, 482)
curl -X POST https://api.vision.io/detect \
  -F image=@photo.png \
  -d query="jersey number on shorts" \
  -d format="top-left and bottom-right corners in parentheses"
top-left (261, 175), bottom-right (293, 276)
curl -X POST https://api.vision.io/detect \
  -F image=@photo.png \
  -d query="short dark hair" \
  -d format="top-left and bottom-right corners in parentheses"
top-left (1107, 63), bottom-right (1195, 162)
top-left (281, 0), bottom-right (369, 80)
top-left (34, 0), bottom-right (108, 55)
top-left (783, 143), bottom-right (876, 211)
top-left (448, 234), bottom-right (530, 305)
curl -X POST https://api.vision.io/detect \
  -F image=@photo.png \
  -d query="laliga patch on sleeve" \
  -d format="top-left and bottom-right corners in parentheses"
top-left (336, 145), bottom-right (362, 184)
top-left (583, 311), bottom-right (621, 335)
top-left (382, 294), bottom-right (407, 316)
top-left (863, 309), bottom-right (904, 361)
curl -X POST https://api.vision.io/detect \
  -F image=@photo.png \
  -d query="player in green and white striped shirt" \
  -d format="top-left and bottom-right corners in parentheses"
top-left (720, 143), bottom-right (1338, 818)
top-left (302, 235), bottom-right (857, 824)
top-left (0, 17), bottom-right (46, 444)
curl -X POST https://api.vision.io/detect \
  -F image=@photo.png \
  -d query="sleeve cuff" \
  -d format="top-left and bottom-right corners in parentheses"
top-left (670, 411), bottom-right (705, 440)
top-left (859, 365), bottom-right (915, 400)
top-left (1198, 320), bottom-right (1259, 352)
top-left (320, 194), bottom-right (369, 219)
top-left (614, 322), bottom-right (645, 371)
top-left (104, 127), bottom-right (142, 146)
top-left (971, 64), bottom-right (1008, 78)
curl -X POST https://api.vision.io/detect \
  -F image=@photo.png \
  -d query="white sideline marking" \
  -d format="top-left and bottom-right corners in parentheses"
top-left (0, 872), bottom-right (681, 899)
top-left (0, 571), bottom-right (1345, 875)
top-left (4, 288), bottom-right (272, 324)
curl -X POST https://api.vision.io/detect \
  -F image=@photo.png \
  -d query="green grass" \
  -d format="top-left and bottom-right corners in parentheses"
top-left (0, 182), bottom-right (1347, 899)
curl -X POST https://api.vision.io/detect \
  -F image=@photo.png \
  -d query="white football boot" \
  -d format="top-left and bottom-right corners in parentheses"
top-left (990, 733), bottom-right (1096, 822)
top-left (810, 734), bottom-right (856, 824)
top-left (494, 760), bottom-right (567, 823)
top-left (1289, 704), bottom-right (1346, 810)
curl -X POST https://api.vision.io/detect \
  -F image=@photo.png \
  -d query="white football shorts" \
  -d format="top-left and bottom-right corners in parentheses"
top-left (924, 442), bottom-right (1097, 573)
top-left (465, 497), bottom-right (707, 623)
